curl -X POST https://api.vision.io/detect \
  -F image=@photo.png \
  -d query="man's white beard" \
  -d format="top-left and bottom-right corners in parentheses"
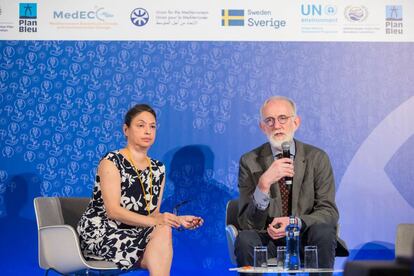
top-left (267, 131), bottom-right (295, 150)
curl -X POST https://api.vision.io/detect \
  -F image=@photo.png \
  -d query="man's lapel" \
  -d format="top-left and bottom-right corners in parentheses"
top-left (257, 143), bottom-right (283, 214)
top-left (257, 143), bottom-right (274, 171)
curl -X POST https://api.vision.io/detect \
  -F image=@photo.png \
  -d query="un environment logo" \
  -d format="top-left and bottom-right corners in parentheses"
top-left (130, 8), bottom-right (149, 27)
top-left (324, 5), bottom-right (337, 16)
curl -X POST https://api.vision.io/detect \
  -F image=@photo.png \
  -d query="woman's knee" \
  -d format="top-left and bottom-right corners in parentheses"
top-left (150, 225), bottom-right (173, 249)
top-left (153, 224), bottom-right (172, 238)
top-left (141, 226), bottom-right (173, 269)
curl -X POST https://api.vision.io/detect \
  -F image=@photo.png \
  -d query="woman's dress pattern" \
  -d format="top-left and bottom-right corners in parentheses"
top-left (77, 151), bottom-right (164, 270)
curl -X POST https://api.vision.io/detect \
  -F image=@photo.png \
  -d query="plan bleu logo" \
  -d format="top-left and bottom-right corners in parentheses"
top-left (19, 2), bottom-right (37, 32)
top-left (386, 5), bottom-right (402, 21)
top-left (19, 3), bottom-right (37, 19)
top-left (385, 5), bottom-right (403, 34)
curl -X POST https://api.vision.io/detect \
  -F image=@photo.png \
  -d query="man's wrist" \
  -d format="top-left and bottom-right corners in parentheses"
top-left (253, 186), bottom-right (270, 210)
top-left (296, 217), bottom-right (304, 230)
top-left (257, 176), bottom-right (271, 194)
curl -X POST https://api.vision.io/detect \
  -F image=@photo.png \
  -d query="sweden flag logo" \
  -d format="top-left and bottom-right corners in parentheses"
top-left (221, 9), bottom-right (244, 26)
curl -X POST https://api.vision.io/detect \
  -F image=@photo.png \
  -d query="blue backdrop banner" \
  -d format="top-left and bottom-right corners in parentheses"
top-left (0, 40), bottom-right (413, 275)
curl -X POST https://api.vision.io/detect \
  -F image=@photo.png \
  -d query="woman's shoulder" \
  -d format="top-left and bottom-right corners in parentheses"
top-left (100, 150), bottom-right (123, 163)
top-left (150, 158), bottom-right (165, 172)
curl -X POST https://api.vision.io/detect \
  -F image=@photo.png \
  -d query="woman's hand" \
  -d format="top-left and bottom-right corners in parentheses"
top-left (178, 215), bottom-right (204, 230)
top-left (153, 212), bottom-right (181, 228)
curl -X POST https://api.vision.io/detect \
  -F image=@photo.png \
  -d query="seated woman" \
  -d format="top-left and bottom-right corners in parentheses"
top-left (77, 104), bottom-right (203, 275)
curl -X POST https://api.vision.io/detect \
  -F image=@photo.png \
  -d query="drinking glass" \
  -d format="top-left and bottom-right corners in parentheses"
top-left (304, 245), bottom-right (319, 270)
top-left (276, 246), bottom-right (286, 268)
top-left (253, 246), bottom-right (268, 268)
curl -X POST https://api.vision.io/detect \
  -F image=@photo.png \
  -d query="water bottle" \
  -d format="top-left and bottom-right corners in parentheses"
top-left (284, 216), bottom-right (301, 270)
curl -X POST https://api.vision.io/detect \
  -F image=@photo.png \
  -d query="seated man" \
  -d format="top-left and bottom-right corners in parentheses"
top-left (235, 96), bottom-right (339, 269)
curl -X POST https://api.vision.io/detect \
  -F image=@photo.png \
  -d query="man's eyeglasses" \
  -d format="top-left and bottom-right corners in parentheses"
top-left (173, 200), bottom-right (191, 215)
top-left (262, 115), bottom-right (294, 128)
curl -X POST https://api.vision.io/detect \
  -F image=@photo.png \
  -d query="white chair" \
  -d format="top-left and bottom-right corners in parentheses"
top-left (34, 197), bottom-right (122, 275)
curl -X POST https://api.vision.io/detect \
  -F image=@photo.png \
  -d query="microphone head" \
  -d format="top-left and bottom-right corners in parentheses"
top-left (281, 141), bottom-right (290, 151)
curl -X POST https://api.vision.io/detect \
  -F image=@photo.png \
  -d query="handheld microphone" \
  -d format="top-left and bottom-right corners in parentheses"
top-left (281, 141), bottom-right (293, 186)
top-left (281, 141), bottom-right (293, 217)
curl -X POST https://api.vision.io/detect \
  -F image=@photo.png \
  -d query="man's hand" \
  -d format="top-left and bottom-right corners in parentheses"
top-left (267, 217), bottom-right (290, 240)
top-left (257, 158), bottom-right (294, 193)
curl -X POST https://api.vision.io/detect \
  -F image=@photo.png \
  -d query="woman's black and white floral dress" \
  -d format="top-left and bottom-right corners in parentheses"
top-left (77, 151), bottom-right (164, 270)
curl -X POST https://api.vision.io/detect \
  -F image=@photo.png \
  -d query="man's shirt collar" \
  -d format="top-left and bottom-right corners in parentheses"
top-left (271, 140), bottom-right (296, 159)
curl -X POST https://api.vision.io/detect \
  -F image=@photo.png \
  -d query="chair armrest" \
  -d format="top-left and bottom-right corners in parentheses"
top-left (38, 225), bottom-right (88, 274)
top-left (396, 223), bottom-right (414, 262)
top-left (225, 224), bottom-right (239, 265)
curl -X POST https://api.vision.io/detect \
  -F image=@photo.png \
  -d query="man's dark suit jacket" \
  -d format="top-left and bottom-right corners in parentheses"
top-left (237, 139), bottom-right (339, 232)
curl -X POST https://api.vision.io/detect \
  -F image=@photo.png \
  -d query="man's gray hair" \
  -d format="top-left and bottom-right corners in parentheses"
top-left (260, 96), bottom-right (297, 119)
